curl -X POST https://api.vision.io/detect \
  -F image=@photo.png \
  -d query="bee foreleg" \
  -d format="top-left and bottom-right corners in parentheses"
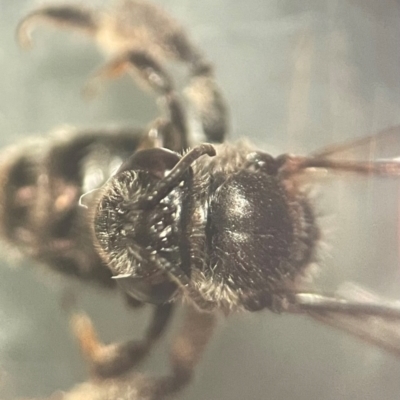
top-left (139, 143), bottom-right (216, 209)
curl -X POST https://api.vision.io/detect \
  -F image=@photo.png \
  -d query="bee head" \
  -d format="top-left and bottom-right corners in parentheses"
top-left (93, 148), bottom-right (187, 304)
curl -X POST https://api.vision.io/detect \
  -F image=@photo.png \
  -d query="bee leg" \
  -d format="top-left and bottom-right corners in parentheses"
top-left (142, 117), bottom-right (188, 153)
top-left (140, 143), bottom-right (216, 209)
top-left (185, 67), bottom-right (229, 144)
top-left (70, 303), bottom-right (174, 379)
top-left (161, 21), bottom-right (229, 143)
top-left (83, 50), bottom-right (189, 150)
top-left (17, 2), bottom-right (228, 146)
top-left (16, 4), bottom-right (98, 49)
top-left (150, 304), bottom-right (217, 399)
top-left (119, 0), bottom-right (229, 142)
top-left (121, 243), bottom-right (217, 312)
top-left (124, 293), bottom-right (146, 309)
top-left (29, 305), bottom-right (215, 400)
top-left (114, 238), bottom-right (216, 312)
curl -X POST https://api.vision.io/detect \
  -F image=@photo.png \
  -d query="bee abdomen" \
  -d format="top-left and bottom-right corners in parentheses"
top-left (0, 128), bottom-right (144, 287)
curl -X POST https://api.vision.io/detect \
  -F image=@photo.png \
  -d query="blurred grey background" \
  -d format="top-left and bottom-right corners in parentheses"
top-left (1, 0), bottom-right (400, 399)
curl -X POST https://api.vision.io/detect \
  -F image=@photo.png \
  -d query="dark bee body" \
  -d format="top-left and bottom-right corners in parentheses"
top-left (3, 1), bottom-right (400, 400)
top-left (92, 142), bottom-right (320, 312)
top-left (91, 126), bottom-right (400, 320)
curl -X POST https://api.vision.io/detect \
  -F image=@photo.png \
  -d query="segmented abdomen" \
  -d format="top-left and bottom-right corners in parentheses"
top-left (0, 127), bottom-right (144, 288)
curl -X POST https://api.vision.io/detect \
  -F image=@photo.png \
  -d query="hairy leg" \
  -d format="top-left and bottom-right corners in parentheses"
top-left (30, 305), bottom-right (216, 400)
top-left (70, 303), bottom-right (174, 379)
top-left (82, 51), bottom-right (189, 150)
top-left (17, 1), bottom-right (229, 144)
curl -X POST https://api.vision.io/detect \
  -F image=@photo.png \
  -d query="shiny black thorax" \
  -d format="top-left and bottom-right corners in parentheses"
top-left (185, 143), bottom-right (319, 311)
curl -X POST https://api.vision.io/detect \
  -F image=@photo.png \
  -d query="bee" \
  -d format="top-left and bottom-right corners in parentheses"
top-left (2, 1), bottom-right (400, 399)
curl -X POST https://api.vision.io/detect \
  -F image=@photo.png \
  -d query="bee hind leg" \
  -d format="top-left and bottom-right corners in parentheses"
top-left (16, 4), bottom-right (98, 49)
top-left (69, 303), bottom-right (174, 379)
top-left (149, 304), bottom-right (217, 399)
top-left (83, 50), bottom-right (189, 150)
top-left (141, 114), bottom-right (188, 153)
top-left (25, 305), bottom-right (216, 400)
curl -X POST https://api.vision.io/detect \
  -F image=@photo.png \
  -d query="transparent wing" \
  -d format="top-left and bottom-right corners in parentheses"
top-left (311, 125), bottom-right (400, 161)
top-left (285, 283), bottom-right (400, 357)
top-left (278, 126), bottom-right (400, 178)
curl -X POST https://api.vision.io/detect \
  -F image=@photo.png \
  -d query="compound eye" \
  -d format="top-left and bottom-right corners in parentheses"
top-left (116, 148), bottom-right (181, 179)
top-left (116, 275), bottom-right (178, 304)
